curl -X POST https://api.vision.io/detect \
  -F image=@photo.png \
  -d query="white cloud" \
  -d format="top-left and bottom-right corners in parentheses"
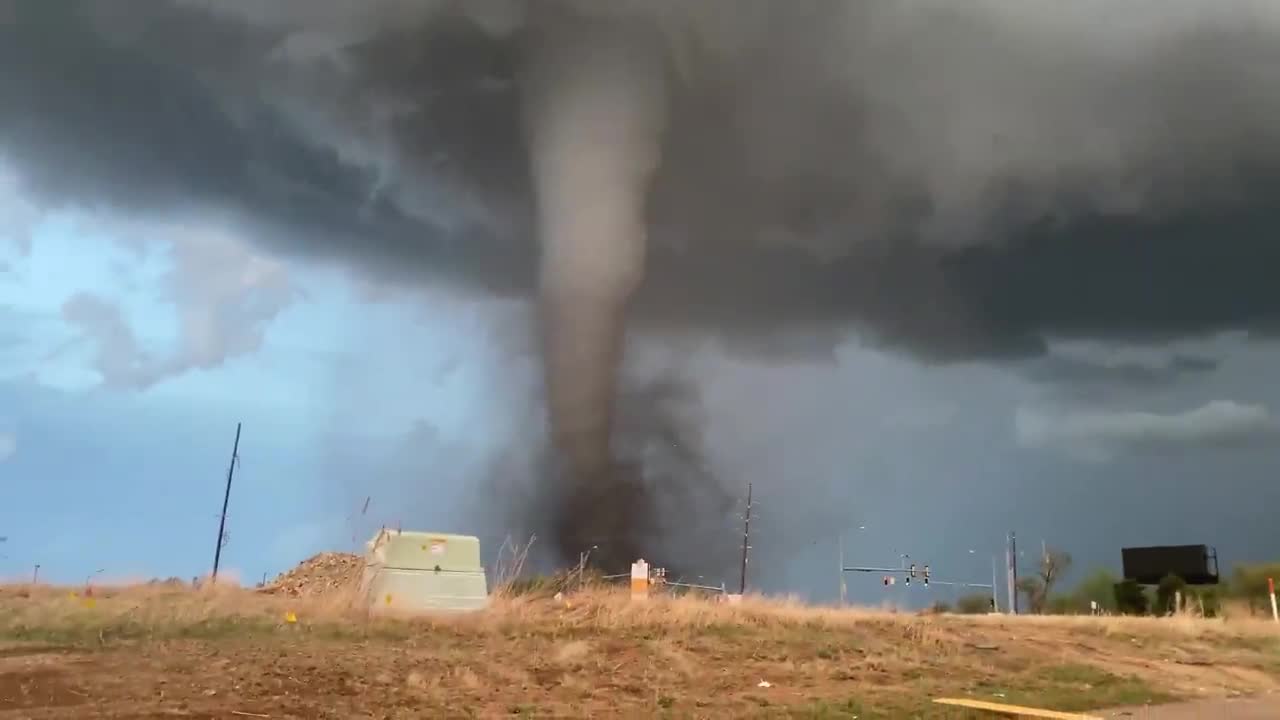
top-left (1016, 400), bottom-right (1278, 463)
top-left (61, 294), bottom-right (152, 385)
top-left (60, 219), bottom-right (297, 389)
top-left (0, 164), bottom-right (37, 254)
top-left (165, 226), bottom-right (296, 368)
top-left (0, 430), bottom-right (15, 462)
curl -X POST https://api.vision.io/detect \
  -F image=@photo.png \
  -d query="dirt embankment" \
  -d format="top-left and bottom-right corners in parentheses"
top-left (258, 552), bottom-right (363, 598)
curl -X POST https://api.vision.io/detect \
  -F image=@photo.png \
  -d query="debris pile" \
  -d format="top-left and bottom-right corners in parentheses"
top-left (261, 552), bottom-right (363, 597)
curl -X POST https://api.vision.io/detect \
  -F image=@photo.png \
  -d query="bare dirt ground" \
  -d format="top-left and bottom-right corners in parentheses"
top-left (1099, 692), bottom-right (1280, 719)
top-left (1, 571), bottom-right (1277, 718)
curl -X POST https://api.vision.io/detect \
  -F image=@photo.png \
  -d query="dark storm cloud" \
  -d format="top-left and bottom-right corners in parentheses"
top-left (3, 0), bottom-right (1280, 361)
top-left (0, 0), bottom-right (534, 292)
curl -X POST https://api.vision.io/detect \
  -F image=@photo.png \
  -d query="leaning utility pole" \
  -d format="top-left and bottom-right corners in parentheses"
top-left (738, 482), bottom-right (753, 595)
top-left (211, 422), bottom-right (242, 582)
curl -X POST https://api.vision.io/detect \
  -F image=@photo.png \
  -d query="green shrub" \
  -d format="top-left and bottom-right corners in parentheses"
top-left (1113, 580), bottom-right (1148, 616)
top-left (955, 593), bottom-right (994, 614)
top-left (1155, 574), bottom-right (1187, 615)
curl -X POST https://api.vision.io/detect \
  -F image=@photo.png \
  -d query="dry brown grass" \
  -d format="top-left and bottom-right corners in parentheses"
top-left (490, 535), bottom-right (536, 593)
top-left (3, 580), bottom-right (1277, 646)
top-left (2, 581), bottom-right (1278, 718)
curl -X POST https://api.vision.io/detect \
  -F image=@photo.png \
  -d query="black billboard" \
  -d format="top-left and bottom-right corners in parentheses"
top-left (1121, 545), bottom-right (1219, 585)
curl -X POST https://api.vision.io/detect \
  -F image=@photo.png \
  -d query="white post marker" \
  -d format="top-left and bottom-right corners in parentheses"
top-left (631, 559), bottom-right (650, 601)
top-left (1269, 577), bottom-right (1278, 624)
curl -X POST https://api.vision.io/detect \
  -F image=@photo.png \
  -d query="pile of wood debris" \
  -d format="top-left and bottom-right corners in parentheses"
top-left (260, 552), bottom-right (363, 597)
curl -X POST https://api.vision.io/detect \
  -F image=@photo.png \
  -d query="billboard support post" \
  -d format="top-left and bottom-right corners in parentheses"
top-left (1269, 577), bottom-right (1277, 624)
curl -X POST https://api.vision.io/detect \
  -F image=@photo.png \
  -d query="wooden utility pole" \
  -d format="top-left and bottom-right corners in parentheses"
top-left (738, 483), bottom-right (753, 595)
top-left (211, 422), bottom-right (242, 582)
top-left (838, 532), bottom-right (846, 606)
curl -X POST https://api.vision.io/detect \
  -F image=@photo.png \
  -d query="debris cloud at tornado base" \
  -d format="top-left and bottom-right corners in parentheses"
top-left (4, 1), bottom-right (1280, 573)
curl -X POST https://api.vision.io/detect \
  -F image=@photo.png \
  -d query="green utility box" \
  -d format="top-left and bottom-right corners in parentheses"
top-left (373, 531), bottom-right (482, 572)
top-left (361, 529), bottom-right (489, 613)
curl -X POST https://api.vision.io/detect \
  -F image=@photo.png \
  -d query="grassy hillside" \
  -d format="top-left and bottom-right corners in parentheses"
top-left (2, 581), bottom-right (1278, 718)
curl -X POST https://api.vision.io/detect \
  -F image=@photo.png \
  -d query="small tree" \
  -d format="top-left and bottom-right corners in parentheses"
top-left (1072, 569), bottom-right (1120, 614)
top-left (1038, 548), bottom-right (1072, 598)
top-left (956, 593), bottom-right (994, 614)
top-left (1155, 574), bottom-right (1188, 615)
top-left (1017, 576), bottom-right (1046, 613)
top-left (1046, 594), bottom-right (1078, 615)
top-left (1193, 587), bottom-right (1222, 618)
top-left (1230, 563), bottom-right (1280, 615)
top-left (1017, 547), bottom-right (1073, 613)
top-left (1113, 579), bottom-right (1149, 616)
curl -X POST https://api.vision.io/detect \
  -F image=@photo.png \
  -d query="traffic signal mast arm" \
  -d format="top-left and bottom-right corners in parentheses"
top-left (843, 565), bottom-right (986, 589)
top-left (844, 565), bottom-right (927, 585)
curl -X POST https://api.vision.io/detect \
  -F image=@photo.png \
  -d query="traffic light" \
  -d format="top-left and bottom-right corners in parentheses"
top-left (909, 564), bottom-right (917, 578)
top-left (923, 565), bottom-right (930, 586)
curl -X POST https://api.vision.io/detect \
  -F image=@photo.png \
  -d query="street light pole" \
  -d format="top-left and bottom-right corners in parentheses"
top-left (738, 483), bottom-right (753, 595)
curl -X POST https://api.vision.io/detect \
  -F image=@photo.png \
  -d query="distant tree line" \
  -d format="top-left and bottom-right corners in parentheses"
top-left (936, 550), bottom-right (1279, 618)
